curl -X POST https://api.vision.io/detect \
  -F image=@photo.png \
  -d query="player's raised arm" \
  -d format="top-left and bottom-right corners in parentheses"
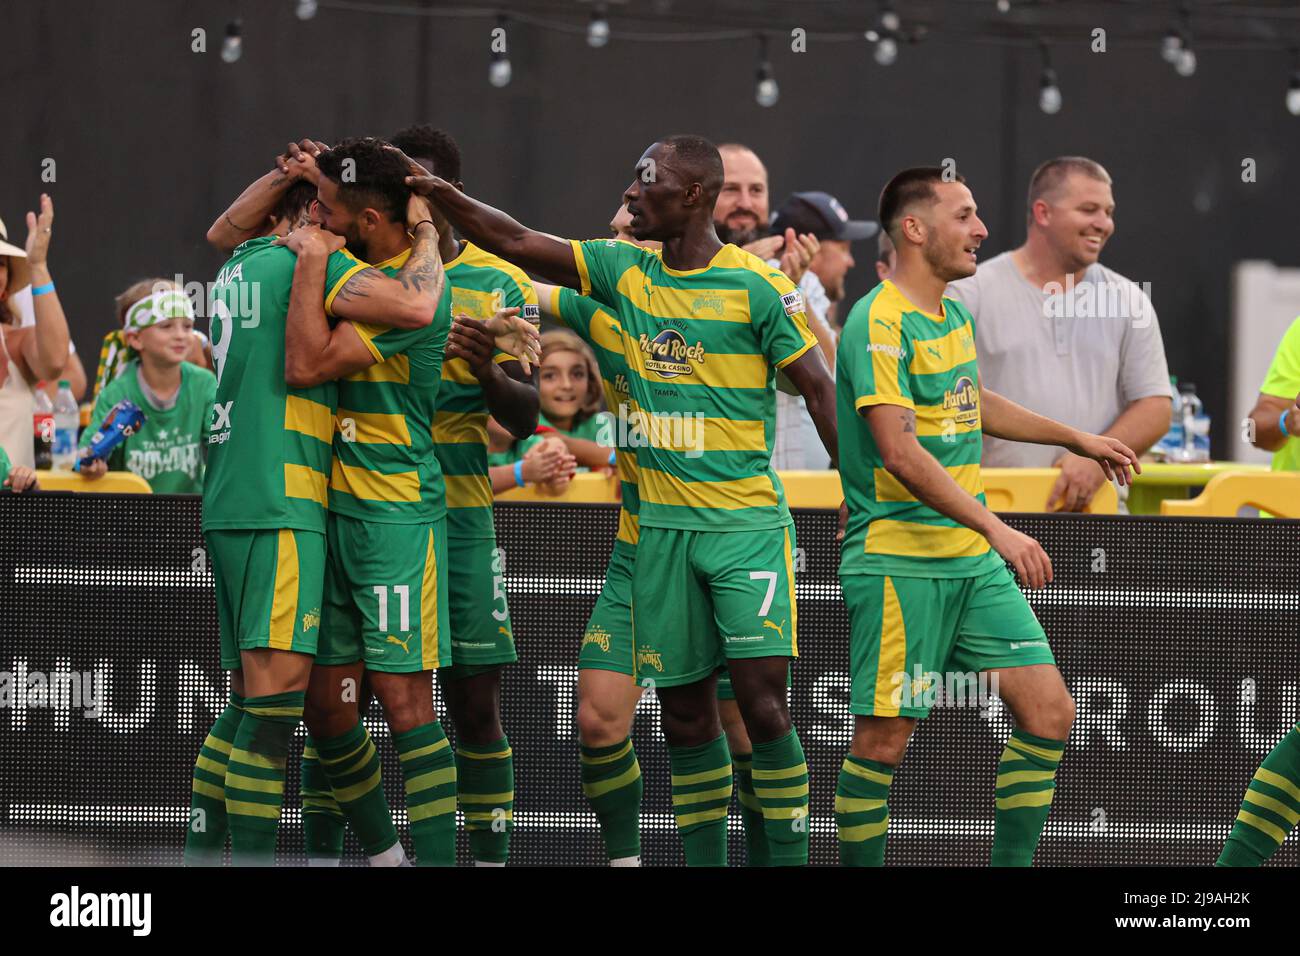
top-left (388, 144), bottom-right (581, 289)
top-left (446, 312), bottom-right (541, 440)
top-left (281, 226), bottom-right (380, 387)
top-left (979, 386), bottom-right (1139, 486)
top-left (206, 139), bottom-right (326, 253)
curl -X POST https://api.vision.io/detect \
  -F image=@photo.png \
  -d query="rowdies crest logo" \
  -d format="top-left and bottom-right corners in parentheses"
top-left (639, 329), bottom-right (705, 378)
top-left (943, 374), bottom-right (979, 427)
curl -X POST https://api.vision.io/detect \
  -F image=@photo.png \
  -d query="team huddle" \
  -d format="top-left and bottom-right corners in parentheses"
top-left (185, 128), bottom-right (1299, 868)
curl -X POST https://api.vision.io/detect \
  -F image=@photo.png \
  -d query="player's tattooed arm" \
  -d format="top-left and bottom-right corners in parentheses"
top-left (206, 139), bottom-right (326, 253)
top-left (331, 208), bottom-right (445, 330)
top-left (780, 347), bottom-right (839, 469)
top-left (385, 143), bottom-right (582, 289)
top-left (281, 227), bottom-right (376, 387)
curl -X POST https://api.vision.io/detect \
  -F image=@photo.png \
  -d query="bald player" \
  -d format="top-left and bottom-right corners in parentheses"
top-left (393, 135), bottom-right (837, 866)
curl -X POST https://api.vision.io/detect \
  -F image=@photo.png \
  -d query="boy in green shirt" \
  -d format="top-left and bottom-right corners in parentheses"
top-left (80, 285), bottom-right (216, 493)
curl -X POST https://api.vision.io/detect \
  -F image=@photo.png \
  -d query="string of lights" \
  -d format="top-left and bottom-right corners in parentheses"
top-left (215, 1), bottom-right (1300, 116)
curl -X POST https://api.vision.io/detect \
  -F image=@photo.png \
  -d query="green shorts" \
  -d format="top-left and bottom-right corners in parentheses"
top-left (578, 541), bottom-right (636, 676)
top-left (206, 528), bottom-right (326, 670)
top-left (438, 534), bottom-right (518, 683)
top-left (317, 513), bottom-right (451, 673)
top-left (631, 524), bottom-right (798, 689)
top-left (843, 565), bottom-right (1053, 719)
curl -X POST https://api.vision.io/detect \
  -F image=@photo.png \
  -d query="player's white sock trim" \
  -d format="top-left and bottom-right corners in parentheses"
top-left (474, 859), bottom-right (506, 867)
top-left (307, 857), bottom-right (341, 868)
top-left (610, 856), bottom-right (640, 867)
top-left (370, 843), bottom-right (408, 867)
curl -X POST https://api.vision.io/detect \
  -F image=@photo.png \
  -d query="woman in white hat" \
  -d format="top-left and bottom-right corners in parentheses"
top-left (0, 194), bottom-right (71, 469)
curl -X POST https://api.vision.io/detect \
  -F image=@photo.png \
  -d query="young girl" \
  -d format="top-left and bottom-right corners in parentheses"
top-left (79, 280), bottom-right (216, 493)
top-left (519, 328), bottom-right (616, 471)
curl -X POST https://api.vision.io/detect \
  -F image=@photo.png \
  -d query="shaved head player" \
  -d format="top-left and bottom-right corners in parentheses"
top-left (393, 135), bottom-right (838, 866)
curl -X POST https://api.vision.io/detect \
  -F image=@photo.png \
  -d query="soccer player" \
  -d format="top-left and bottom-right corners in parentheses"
top-left (383, 124), bottom-right (541, 865)
top-left (188, 140), bottom-right (446, 866)
top-left (834, 167), bottom-right (1138, 867)
top-left (1217, 724), bottom-right (1300, 866)
top-left (393, 135), bottom-right (839, 866)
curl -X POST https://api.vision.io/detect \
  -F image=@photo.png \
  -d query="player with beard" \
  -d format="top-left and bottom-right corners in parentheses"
top-left (391, 134), bottom-right (837, 866)
top-left (834, 167), bottom-right (1138, 866)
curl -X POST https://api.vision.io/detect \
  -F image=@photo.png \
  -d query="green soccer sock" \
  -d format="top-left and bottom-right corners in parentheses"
top-left (457, 736), bottom-right (514, 864)
top-left (225, 691), bottom-right (304, 866)
top-left (731, 753), bottom-right (770, 866)
top-left (668, 734), bottom-right (732, 867)
top-left (580, 737), bottom-right (643, 862)
top-left (990, 729), bottom-right (1065, 867)
top-left (316, 720), bottom-right (404, 862)
top-left (395, 721), bottom-right (458, 867)
top-left (752, 728), bottom-right (811, 866)
top-left (1218, 723), bottom-right (1300, 867)
top-left (301, 736), bottom-right (345, 865)
top-left (835, 755), bottom-right (894, 867)
top-left (184, 691), bottom-right (244, 865)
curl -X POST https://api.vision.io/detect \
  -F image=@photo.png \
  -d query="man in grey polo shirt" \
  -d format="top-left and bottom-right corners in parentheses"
top-left (947, 156), bottom-right (1172, 511)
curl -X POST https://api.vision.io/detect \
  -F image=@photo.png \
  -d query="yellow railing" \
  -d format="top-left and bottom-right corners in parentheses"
top-left (495, 468), bottom-right (1119, 513)
top-left (1159, 471), bottom-right (1300, 517)
top-left (34, 470), bottom-right (154, 494)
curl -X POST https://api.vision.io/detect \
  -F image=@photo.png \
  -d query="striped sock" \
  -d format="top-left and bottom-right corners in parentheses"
top-left (1218, 723), bottom-right (1300, 867)
top-left (301, 736), bottom-right (345, 864)
top-left (580, 737), bottom-right (643, 862)
top-left (457, 736), bottom-right (514, 864)
top-left (990, 729), bottom-right (1065, 867)
top-left (184, 692), bottom-right (244, 865)
top-left (668, 734), bottom-right (732, 867)
top-left (225, 691), bottom-right (303, 866)
top-left (395, 721), bottom-right (458, 867)
top-left (316, 720), bottom-right (402, 860)
top-left (835, 755), bottom-right (893, 867)
top-left (732, 753), bottom-right (770, 866)
top-left (752, 728), bottom-right (811, 866)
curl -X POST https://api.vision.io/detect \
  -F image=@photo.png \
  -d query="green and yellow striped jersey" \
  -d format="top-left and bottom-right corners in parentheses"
top-left (433, 242), bottom-right (539, 539)
top-left (552, 286), bottom-right (640, 550)
top-left (837, 280), bottom-right (1002, 578)
top-left (202, 236), bottom-right (362, 533)
top-left (328, 247), bottom-right (451, 523)
top-left (570, 239), bottom-right (817, 532)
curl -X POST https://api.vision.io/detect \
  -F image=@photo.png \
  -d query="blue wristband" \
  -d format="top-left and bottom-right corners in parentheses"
top-left (32, 281), bottom-right (55, 297)
top-left (1282, 408), bottom-right (1292, 438)
top-left (608, 448), bottom-right (617, 466)
top-left (513, 459), bottom-right (524, 488)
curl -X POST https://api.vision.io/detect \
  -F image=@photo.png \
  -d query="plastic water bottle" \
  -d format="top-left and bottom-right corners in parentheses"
top-left (52, 379), bottom-right (79, 470)
top-left (1153, 376), bottom-right (1182, 461)
top-left (32, 384), bottom-right (54, 470)
top-left (1176, 381), bottom-right (1210, 463)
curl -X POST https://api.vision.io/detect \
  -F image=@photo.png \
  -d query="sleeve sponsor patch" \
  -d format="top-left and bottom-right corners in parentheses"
top-left (780, 290), bottom-right (805, 316)
top-left (522, 303), bottom-right (540, 324)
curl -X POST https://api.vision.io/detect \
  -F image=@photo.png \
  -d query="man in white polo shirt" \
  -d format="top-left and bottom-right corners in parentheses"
top-left (947, 156), bottom-right (1172, 511)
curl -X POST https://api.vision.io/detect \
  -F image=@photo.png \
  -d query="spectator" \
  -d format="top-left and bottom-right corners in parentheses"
top-left (518, 329), bottom-right (615, 472)
top-left (771, 190), bottom-right (877, 340)
top-left (0, 442), bottom-right (38, 491)
top-left (876, 230), bottom-right (897, 283)
top-left (946, 156), bottom-right (1172, 511)
top-left (0, 198), bottom-right (71, 470)
top-left (78, 283), bottom-right (216, 493)
top-left (487, 414), bottom-right (576, 495)
top-left (1246, 316), bottom-right (1300, 472)
top-left (93, 279), bottom-right (210, 399)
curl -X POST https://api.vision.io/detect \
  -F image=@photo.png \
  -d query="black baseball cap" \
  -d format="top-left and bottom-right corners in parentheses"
top-left (770, 191), bottom-right (879, 242)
